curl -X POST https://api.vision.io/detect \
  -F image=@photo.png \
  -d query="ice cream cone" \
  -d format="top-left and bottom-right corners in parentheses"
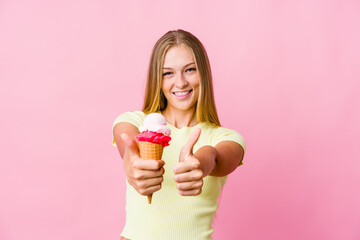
top-left (138, 141), bottom-right (164, 160)
top-left (138, 141), bottom-right (164, 204)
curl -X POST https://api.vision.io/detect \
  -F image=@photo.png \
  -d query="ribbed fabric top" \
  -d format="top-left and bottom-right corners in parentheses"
top-left (112, 111), bottom-right (246, 240)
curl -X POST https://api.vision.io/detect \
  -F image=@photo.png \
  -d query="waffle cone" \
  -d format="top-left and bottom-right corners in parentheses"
top-left (138, 141), bottom-right (164, 160)
top-left (138, 141), bottom-right (164, 204)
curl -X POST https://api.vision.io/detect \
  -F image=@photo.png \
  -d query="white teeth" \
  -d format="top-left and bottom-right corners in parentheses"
top-left (174, 91), bottom-right (190, 96)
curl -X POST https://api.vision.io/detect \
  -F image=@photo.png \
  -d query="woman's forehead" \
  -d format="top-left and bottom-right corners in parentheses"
top-left (163, 45), bottom-right (195, 68)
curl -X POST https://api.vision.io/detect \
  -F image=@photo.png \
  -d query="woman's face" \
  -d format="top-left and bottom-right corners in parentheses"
top-left (161, 45), bottom-right (200, 113)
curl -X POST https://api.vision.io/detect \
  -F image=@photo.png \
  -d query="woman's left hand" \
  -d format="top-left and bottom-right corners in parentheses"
top-left (173, 128), bottom-right (204, 196)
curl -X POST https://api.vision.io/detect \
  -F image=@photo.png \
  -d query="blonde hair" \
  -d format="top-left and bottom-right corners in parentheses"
top-left (143, 29), bottom-right (220, 126)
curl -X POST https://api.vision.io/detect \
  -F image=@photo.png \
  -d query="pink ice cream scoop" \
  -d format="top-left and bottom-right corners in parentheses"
top-left (136, 113), bottom-right (171, 147)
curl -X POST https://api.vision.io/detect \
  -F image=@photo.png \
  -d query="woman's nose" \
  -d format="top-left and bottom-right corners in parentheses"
top-left (174, 73), bottom-right (188, 88)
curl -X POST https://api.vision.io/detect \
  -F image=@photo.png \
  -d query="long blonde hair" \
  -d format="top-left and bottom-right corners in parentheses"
top-left (143, 29), bottom-right (220, 126)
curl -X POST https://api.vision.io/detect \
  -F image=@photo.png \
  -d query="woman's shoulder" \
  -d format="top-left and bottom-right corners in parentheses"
top-left (113, 110), bottom-right (146, 128)
top-left (200, 123), bottom-right (246, 151)
top-left (199, 122), bottom-right (236, 132)
top-left (121, 110), bottom-right (146, 118)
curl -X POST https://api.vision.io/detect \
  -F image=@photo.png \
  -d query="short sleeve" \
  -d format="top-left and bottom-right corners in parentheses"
top-left (212, 127), bottom-right (246, 150)
top-left (112, 111), bottom-right (146, 146)
top-left (212, 127), bottom-right (246, 165)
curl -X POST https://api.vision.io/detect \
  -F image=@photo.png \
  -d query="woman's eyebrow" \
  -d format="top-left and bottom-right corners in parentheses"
top-left (163, 62), bottom-right (195, 69)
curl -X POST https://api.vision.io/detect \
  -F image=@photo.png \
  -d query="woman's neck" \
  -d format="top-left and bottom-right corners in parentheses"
top-left (162, 107), bottom-right (198, 128)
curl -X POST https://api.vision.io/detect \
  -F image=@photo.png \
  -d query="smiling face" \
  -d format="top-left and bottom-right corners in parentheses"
top-left (161, 45), bottom-right (200, 114)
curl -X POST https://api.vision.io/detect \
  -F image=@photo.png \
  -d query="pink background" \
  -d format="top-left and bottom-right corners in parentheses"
top-left (1, 1), bottom-right (359, 239)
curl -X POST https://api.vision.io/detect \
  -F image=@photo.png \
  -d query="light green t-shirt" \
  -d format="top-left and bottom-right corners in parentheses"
top-left (112, 111), bottom-right (246, 240)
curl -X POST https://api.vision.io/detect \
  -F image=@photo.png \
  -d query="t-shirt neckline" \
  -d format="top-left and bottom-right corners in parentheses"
top-left (166, 122), bottom-right (202, 131)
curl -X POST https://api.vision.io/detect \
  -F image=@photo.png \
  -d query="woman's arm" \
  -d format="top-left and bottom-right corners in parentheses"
top-left (113, 122), bottom-right (165, 196)
top-left (173, 129), bottom-right (244, 196)
top-left (113, 122), bottom-right (140, 158)
top-left (197, 141), bottom-right (244, 177)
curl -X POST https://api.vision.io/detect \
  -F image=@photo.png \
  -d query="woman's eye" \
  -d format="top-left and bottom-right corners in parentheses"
top-left (163, 72), bottom-right (172, 76)
top-left (186, 68), bottom-right (196, 73)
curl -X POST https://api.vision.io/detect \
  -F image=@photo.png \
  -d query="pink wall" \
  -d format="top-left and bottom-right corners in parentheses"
top-left (1, 1), bottom-right (359, 239)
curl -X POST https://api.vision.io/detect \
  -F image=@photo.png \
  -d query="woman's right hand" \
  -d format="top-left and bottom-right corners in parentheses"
top-left (120, 133), bottom-right (165, 196)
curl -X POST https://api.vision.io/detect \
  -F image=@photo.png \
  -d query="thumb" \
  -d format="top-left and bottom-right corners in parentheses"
top-left (121, 133), bottom-right (139, 155)
top-left (180, 128), bottom-right (201, 161)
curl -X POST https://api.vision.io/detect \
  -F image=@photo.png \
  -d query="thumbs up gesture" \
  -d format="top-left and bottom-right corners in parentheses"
top-left (121, 133), bottom-right (165, 196)
top-left (173, 128), bottom-right (204, 196)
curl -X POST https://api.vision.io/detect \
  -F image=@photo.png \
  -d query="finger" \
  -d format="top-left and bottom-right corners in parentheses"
top-left (138, 183), bottom-right (163, 196)
top-left (133, 158), bottom-right (165, 171)
top-left (176, 180), bottom-right (203, 191)
top-left (132, 168), bottom-right (165, 180)
top-left (178, 188), bottom-right (202, 196)
top-left (121, 133), bottom-right (139, 155)
top-left (136, 176), bottom-right (164, 189)
top-left (173, 160), bottom-right (200, 174)
top-left (174, 169), bottom-right (203, 183)
top-left (180, 128), bottom-right (201, 160)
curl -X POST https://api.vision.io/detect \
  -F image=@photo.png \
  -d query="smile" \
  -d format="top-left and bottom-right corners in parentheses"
top-left (173, 90), bottom-right (192, 98)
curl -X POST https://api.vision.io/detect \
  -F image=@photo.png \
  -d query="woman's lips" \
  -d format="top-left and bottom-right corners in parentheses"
top-left (172, 90), bottom-right (192, 99)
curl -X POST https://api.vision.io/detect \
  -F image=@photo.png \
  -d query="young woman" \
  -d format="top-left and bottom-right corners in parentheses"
top-left (113, 29), bottom-right (245, 240)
